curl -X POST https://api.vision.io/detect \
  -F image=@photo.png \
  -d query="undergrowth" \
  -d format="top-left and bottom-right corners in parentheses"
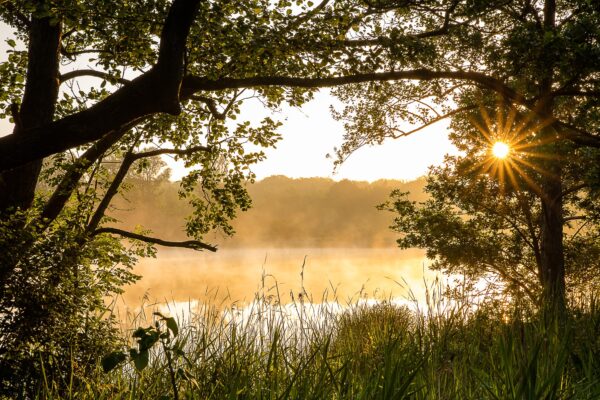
top-left (11, 281), bottom-right (600, 399)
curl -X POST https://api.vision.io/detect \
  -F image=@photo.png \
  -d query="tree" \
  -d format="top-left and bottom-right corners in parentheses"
top-left (328, 0), bottom-right (600, 311)
top-left (1, 1), bottom-right (600, 382)
top-left (379, 147), bottom-right (600, 306)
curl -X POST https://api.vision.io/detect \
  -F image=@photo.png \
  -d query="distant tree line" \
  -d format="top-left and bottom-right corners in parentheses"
top-left (112, 173), bottom-right (427, 248)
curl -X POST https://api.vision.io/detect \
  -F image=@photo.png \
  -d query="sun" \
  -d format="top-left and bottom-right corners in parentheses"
top-left (492, 141), bottom-right (510, 159)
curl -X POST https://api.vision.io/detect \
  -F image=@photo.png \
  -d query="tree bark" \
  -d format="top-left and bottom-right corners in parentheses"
top-left (537, 0), bottom-right (566, 315)
top-left (0, 13), bottom-right (61, 213)
top-left (538, 157), bottom-right (566, 312)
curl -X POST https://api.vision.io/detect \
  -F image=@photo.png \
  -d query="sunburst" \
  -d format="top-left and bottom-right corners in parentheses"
top-left (492, 141), bottom-right (510, 159)
top-left (464, 102), bottom-right (559, 196)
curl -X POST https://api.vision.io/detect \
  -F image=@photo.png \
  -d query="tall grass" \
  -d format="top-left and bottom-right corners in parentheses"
top-left (28, 280), bottom-right (600, 399)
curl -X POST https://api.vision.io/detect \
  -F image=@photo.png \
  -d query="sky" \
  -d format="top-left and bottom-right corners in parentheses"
top-left (164, 91), bottom-right (458, 182)
top-left (0, 23), bottom-right (457, 183)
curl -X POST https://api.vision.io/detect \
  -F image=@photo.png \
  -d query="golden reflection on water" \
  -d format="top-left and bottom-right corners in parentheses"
top-left (120, 247), bottom-right (434, 310)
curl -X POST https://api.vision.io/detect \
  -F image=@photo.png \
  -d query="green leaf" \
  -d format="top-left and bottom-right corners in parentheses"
top-left (132, 327), bottom-right (147, 338)
top-left (139, 330), bottom-right (160, 350)
top-left (101, 351), bottom-right (126, 373)
top-left (165, 317), bottom-right (179, 337)
top-left (6, 39), bottom-right (16, 48)
top-left (132, 349), bottom-right (149, 371)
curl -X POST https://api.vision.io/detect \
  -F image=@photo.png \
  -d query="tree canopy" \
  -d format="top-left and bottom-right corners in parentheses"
top-left (1, 0), bottom-right (600, 393)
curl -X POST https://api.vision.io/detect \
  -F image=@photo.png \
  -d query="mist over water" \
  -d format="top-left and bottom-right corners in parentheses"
top-left (121, 247), bottom-right (433, 310)
top-left (113, 176), bottom-right (436, 314)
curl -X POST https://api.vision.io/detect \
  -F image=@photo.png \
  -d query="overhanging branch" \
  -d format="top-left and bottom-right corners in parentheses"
top-left (93, 227), bottom-right (217, 252)
top-left (0, 0), bottom-right (201, 172)
top-left (59, 69), bottom-right (130, 85)
top-left (132, 145), bottom-right (211, 159)
top-left (181, 70), bottom-right (528, 109)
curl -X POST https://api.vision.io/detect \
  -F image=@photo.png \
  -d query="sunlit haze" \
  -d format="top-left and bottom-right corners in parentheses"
top-left (164, 92), bottom-right (458, 182)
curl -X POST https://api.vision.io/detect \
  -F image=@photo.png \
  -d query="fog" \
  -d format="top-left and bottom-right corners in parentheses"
top-left (120, 247), bottom-right (435, 310)
top-left (113, 176), bottom-right (434, 310)
top-left (111, 175), bottom-right (428, 248)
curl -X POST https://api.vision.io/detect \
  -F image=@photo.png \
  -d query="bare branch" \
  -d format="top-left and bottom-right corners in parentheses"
top-left (563, 216), bottom-right (587, 223)
top-left (391, 105), bottom-right (476, 138)
top-left (93, 227), bottom-right (217, 252)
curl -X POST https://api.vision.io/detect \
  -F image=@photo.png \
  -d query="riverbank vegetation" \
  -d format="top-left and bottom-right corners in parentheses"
top-left (14, 283), bottom-right (600, 399)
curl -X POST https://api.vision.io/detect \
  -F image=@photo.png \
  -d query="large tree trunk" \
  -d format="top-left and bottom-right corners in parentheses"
top-left (0, 11), bottom-right (61, 290)
top-left (535, 0), bottom-right (566, 315)
top-left (538, 160), bottom-right (566, 313)
top-left (0, 12), bottom-right (61, 214)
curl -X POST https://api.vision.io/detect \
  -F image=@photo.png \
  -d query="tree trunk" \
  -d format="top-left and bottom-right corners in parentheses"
top-left (535, 0), bottom-right (566, 316)
top-left (0, 13), bottom-right (61, 214)
top-left (0, 11), bottom-right (61, 290)
top-left (538, 160), bottom-right (566, 313)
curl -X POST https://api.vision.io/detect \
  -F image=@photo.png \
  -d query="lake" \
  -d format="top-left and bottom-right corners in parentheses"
top-left (119, 247), bottom-right (437, 312)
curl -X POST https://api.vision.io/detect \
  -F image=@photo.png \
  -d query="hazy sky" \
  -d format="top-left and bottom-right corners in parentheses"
top-left (1, 23), bottom-right (457, 182)
top-left (164, 91), bottom-right (458, 182)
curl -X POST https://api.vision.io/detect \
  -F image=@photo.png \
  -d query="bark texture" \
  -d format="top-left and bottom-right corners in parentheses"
top-left (0, 15), bottom-right (61, 212)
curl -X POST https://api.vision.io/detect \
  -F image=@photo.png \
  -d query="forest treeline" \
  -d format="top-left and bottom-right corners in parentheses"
top-left (112, 175), bottom-right (427, 248)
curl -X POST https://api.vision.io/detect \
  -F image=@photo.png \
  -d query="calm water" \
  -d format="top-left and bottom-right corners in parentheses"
top-left (120, 247), bottom-right (436, 309)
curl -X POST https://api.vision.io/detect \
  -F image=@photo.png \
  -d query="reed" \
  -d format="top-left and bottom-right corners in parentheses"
top-left (28, 280), bottom-right (600, 399)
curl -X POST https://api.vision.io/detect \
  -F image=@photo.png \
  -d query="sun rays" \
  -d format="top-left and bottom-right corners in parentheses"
top-left (463, 102), bottom-right (561, 196)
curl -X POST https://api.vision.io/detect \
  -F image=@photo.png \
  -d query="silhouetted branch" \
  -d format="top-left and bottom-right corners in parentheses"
top-left (133, 145), bottom-right (211, 159)
top-left (92, 227), bottom-right (217, 251)
top-left (390, 105), bottom-right (476, 138)
top-left (59, 69), bottom-right (130, 85)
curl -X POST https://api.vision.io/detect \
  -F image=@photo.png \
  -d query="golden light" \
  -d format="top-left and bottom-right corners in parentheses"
top-left (492, 141), bottom-right (510, 159)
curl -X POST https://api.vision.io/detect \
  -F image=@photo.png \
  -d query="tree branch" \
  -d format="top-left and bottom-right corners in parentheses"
top-left (563, 215), bottom-right (587, 223)
top-left (560, 183), bottom-right (589, 199)
top-left (390, 105), bottom-right (476, 138)
top-left (554, 121), bottom-right (600, 148)
top-left (60, 47), bottom-right (114, 60)
top-left (59, 69), bottom-right (130, 85)
top-left (0, 0), bottom-right (201, 172)
top-left (287, 0), bottom-right (330, 30)
top-left (85, 143), bottom-right (210, 233)
top-left (181, 69), bottom-right (530, 107)
top-left (92, 227), bottom-right (217, 252)
top-left (132, 145), bottom-right (211, 160)
top-left (86, 146), bottom-right (137, 233)
top-left (5, 63), bottom-right (590, 172)
top-left (40, 118), bottom-right (145, 225)
top-left (190, 96), bottom-right (227, 120)
top-left (551, 89), bottom-right (600, 98)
